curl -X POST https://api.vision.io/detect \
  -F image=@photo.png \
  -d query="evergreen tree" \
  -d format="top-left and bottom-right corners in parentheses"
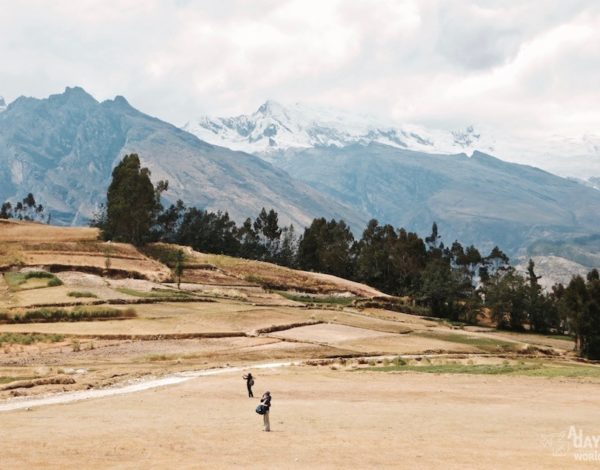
top-left (425, 222), bottom-right (441, 251)
top-left (524, 259), bottom-right (557, 333)
top-left (276, 225), bottom-right (298, 267)
top-left (156, 199), bottom-right (186, 242)
top-left (297, 218), bottom-right (354, 278)
top-left (561, 273), bottom-right (600, 358)
top-left (485, 268), bottom-right (527, 330)
top-left (253, 208), bottom-right (282, 260)
top-left (238, 217), bottom-right (263, 259)
top-left (101, 154), bottom-right (167, 246)
top-left (176, 208), bottom-right (239, 255)
top-left (0, 202), bottom-right (12, 219)
top-left (355, 220), bottom-right (396, 292)
top-left (0, 194), bottom-right (45, 222)
top-left (418, 258), bottom-right (463, 319)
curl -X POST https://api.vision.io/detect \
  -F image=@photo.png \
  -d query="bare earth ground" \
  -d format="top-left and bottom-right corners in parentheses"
top-left (1, 367), bottom-right (599, 469)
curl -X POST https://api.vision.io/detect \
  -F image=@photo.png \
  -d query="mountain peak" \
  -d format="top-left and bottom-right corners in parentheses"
top-left (256, 99), bottom-right (287, 118)
top-left (111, 95), bottom-right (132, 108)
top-left (0, 96), bottom-right (6, 112)
top-left (63, 86), bottom-right (94, 98)
top-left (50, 86), bottom-right (98, 106)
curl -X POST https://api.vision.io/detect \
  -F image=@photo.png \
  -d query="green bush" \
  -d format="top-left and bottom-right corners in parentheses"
top-left (67, 291), bottom-right (98, 298)
top-left (23, 271), bottom-right (55, 279)
top-left (4, 271), bottom-right (62, 289)
top-left (47, 277), bottom-right (63, 287)
top-left (117, 287), bottom-right (191, 299)
top-left (8, 306), bottom-right (136, 323)
top-left (277, 291), bottom-right (355, 305)
top-left (0, 332), bottom-right (64, 346)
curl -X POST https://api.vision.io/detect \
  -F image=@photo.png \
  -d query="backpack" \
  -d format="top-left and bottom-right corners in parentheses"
top-left (249, 379), bottom-right (254, 386)
top-left (255, 404), bottom-right (267, 415)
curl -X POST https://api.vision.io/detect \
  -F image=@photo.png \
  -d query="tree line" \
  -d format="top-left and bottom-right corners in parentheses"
top-left (0, 193), bottom-right (46, 222)
top-left (93, 154), bottom-right (600, 358)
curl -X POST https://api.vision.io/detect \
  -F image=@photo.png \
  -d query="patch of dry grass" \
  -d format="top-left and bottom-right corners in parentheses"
top-left (149, 244), bottom-right (384, 297)
top-left (0, 219), bottom-right (98, 242)
top-left (0, 221), bottom-right (171, 282)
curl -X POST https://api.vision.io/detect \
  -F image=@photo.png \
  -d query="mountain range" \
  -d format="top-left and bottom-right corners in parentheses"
top-left (1, 88), bottom-right (600, 282)
top-left (0, 87), bottom-right (362, 227)
top-left (186, 100), bottom-right (600, 274)
top-left (272, 144), bottom-right (600, 257)
top-left (187, 100), bottom-right (600, 181)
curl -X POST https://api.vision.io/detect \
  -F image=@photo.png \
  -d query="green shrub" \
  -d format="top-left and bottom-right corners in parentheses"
top-left (277, 291), bottom-right (355, 305)
top-left (47, 277), bottom-right (63, 287)
top-left (8, 306), bottom-right (136, 323)
top-left (23, 271), bottom-right (55, 279)
top-left (4, 271), bottom-right (62, 289)
top-left (117, 287), bottom-right (191, 298)
top-left (0, 332), bottom-right (64, 346)
top-left (393, 357), bottom-right (407, 367)
top-left (67, 291), bottom-right (98, 298)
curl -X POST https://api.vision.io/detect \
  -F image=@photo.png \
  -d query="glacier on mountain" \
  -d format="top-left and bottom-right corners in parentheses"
top-left (183, 100), bottom-right (496, 157)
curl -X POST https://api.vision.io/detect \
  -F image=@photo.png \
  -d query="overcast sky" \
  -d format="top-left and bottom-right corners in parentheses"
top-left (2, 0), bottom-right (600, 174)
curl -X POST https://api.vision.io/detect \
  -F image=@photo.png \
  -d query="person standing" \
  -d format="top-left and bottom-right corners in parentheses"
top-left (243, 373), bottom-right (254, 398)
top-left (260, 391), bottom-right (271, 432)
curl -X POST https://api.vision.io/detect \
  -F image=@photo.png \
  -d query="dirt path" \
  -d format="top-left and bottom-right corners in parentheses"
top-left (0, 361), bottom-right (298, 412)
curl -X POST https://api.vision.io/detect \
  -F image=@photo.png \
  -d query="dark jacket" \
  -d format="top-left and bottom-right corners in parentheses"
top-left (261, 394), bottom-right (271, 409)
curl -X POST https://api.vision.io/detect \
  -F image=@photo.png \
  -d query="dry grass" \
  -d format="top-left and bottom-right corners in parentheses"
top-left (149, 243), bottom-right (385, 297)
top-left (0, 221), bottom-right (171, 281)
top-left (0, 219), bottom-right (99, 242)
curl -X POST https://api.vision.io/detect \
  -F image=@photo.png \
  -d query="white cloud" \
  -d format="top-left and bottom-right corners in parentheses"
top-left (1, 0), bottom-right (599, 175)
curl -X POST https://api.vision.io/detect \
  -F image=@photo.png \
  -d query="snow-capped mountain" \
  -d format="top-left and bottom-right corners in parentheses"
top-left (183, 100), bottom-right (496, 156)
top-left (184, 101), bottom-right (600, 183)
top-left (0, 97), bottom-right (6, 112)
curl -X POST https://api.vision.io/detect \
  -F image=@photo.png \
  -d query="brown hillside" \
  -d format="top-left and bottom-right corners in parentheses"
top-left (145, 243), bottom-right (387, 298)
top-left (0, 220), bottom-right (170, 281)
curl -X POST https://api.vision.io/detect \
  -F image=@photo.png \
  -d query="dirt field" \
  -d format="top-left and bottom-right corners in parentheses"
top-left (1, 366), bottom-right (598, 469)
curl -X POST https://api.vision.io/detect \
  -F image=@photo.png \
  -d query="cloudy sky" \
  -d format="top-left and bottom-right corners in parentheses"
top-left (2, 0), bottom-right (600, 175)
